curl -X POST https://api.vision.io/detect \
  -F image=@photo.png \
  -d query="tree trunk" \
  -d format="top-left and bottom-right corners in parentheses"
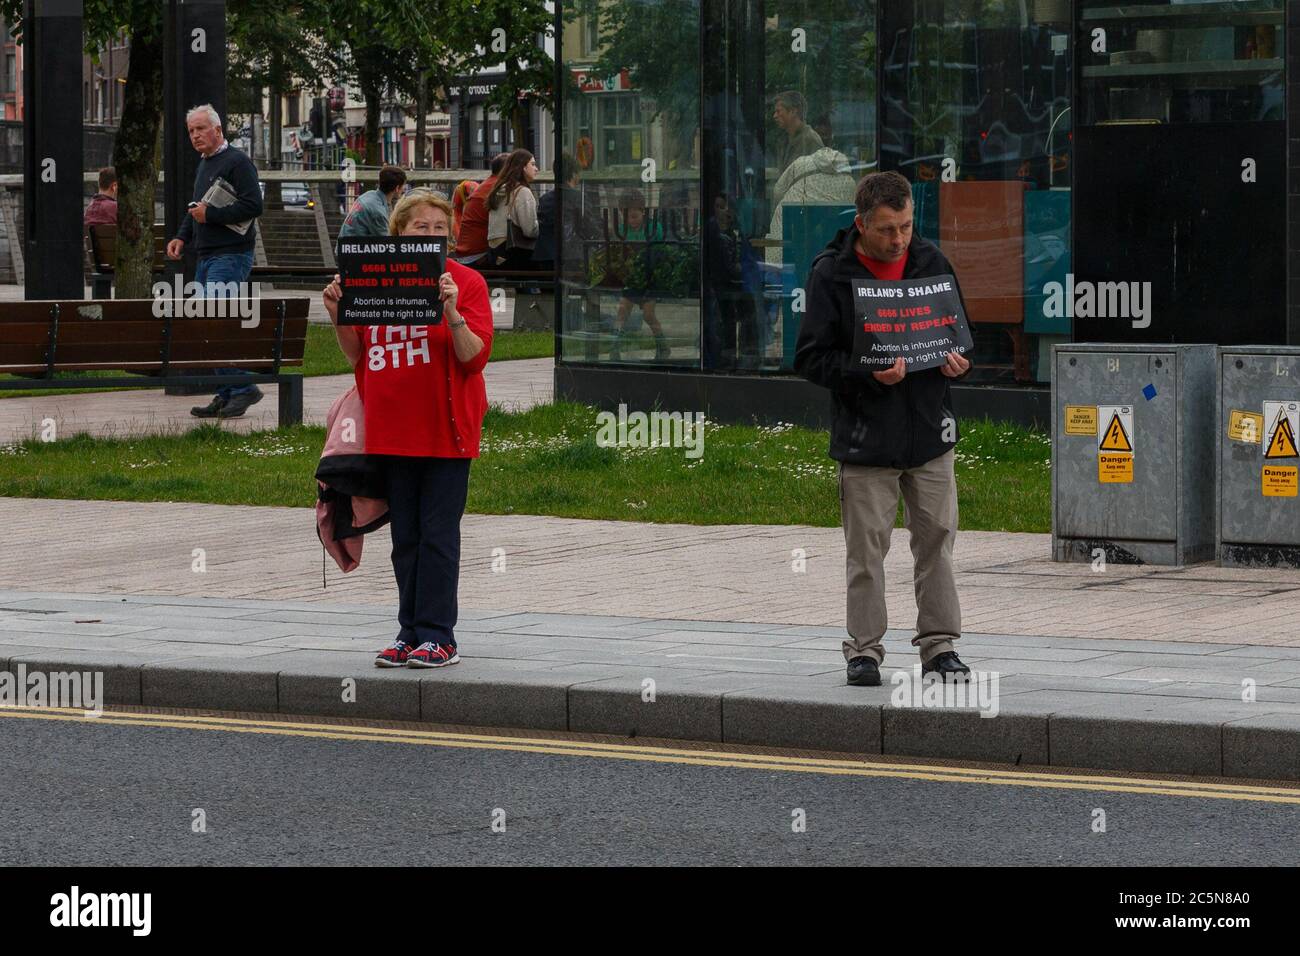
top-left (414, 68), bottom-right (428, 169)
top-left (511, 97), bottom-right (528, 156)
top-left (112, 15), bottom-right (165, 300)
top-left (361, 69), bottom-right (381, 167)
top-left (265, 84), bottom-right (282, 204)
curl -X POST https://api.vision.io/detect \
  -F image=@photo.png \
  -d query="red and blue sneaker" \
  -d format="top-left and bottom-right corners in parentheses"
top-left (407, 641), bottom-right (460, 668)
top-left (374, 639), bottom-right (413, 668)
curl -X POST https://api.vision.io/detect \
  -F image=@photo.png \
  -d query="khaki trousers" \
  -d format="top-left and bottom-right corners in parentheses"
top-left (839, 449), bottom-right (961, 665)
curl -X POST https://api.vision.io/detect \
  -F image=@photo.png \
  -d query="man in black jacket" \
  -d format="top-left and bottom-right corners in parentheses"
top-left (794, 171), bottom-right (973, 687)
top-left (166, 104), bottom-right (266, 419)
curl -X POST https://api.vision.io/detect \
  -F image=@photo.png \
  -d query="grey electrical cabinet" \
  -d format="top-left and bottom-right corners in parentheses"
top-left (1218, 346), bottom-right (1300, 568)
top-left (1052, 343), bottom-right (1217, 566)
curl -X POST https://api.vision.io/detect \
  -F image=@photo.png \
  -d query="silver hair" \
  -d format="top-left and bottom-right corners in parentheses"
top-left (186, 104), bottom-right (222, 129)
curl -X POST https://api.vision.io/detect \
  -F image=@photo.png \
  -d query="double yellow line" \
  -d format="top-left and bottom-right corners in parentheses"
top-left (4, 705), bottom-right (1299, 804)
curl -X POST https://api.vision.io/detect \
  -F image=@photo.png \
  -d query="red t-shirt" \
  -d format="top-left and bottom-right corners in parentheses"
top-left (455, 176), bottom-right (497, 256)
top-left (353, 259), bottom-right (494, 458)
top-left (856, 247), bottom-right (908, 280)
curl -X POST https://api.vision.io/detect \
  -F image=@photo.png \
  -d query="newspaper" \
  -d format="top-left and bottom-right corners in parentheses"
top-left (200, 176), bottom-right (253, 236)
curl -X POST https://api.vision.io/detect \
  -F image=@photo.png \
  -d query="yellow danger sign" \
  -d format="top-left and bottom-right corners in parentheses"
top-left (1262, 465), bottom-right (1298, 497)
top-left (1228, 409), bottom-right (1264, 444)
top-left (1099, 412), bottom-right (1133, 452)
top-left (1264, 409), bottom-right (1299, 460)
top-left (1064, 405), bottom-right (1098, 436)
top-left (1099, 453), bottom-right (1134, 483)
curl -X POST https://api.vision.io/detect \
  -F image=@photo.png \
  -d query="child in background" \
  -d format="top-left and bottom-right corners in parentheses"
top-left (611, 187), bottom-right (670, 362)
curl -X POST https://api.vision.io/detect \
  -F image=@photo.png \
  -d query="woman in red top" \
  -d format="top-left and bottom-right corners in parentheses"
top-left (322, 189), bottom-right (494, 668)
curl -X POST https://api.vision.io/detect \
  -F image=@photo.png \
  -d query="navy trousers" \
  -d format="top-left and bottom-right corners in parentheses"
top-left (383, 456), bottom-right (472, 648)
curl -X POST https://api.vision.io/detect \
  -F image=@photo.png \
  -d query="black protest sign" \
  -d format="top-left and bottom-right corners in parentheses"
top-left (338, 237), bottom-right (446, 326)
top-left (851, 274), bottom-right (974, 373)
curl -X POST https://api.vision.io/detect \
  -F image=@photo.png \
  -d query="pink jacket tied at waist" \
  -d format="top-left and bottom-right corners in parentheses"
top-left (315, 385), bottom-right (388, 573)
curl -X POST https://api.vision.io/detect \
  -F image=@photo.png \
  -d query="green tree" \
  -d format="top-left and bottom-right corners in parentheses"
top-left (461, 0), bottom-right (555, 151)
top-left (2, 0), bottom-right (330, 296)
top-left (2, 0), bottom-right (168, 297)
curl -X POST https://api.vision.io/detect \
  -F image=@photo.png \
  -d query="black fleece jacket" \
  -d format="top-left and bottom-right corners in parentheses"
top-left (793, 227), bottom-right (973, 469)
top-left (175, 142), bottom-right (263, 256)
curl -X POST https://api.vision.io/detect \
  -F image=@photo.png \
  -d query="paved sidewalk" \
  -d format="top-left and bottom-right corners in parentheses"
top-left (2, 497), bottom-right (1300, 645)
top-left (2, 590), bottom-right (1297, 780)
top-left (0, 358), bottom-right (553, 441)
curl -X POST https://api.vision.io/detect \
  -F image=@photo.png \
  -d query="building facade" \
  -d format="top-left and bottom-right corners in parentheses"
top-left (553, 0), bottom-right (1295, 427)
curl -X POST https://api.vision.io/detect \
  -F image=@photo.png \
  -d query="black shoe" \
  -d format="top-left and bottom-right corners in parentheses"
top-left (190, 396), bottom-right (226, 418)
top-left (922, 651), bottom-right (971, 681)
top-left (215, 386), bottom-right (264, 418)
top-left (846, 656), bottom-right (881, 687)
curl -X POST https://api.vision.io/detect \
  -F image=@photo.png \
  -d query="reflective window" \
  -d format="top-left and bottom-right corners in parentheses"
top-left (703, 0), bottom-right (878, 372)
top-left (1078, 0), bottom-right (1284, 126)
top-left (559, 2), bottom-right (702, 368)
top-left (882, 0), bottom-right (1073, 385)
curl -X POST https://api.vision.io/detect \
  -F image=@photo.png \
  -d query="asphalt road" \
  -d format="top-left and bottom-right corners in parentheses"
top-left (2, 709), bottom-right (1297, 866)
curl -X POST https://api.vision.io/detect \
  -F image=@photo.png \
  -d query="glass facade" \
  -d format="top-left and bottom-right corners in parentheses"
top-left (556, 0), bottom-right (1283, 387)
top-left (882, 0), bottom-right (1072, 385)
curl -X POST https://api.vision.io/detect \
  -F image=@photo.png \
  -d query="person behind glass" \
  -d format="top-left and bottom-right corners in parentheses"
top-left (533, 151), bottom-right (601, 275)
top-left (168, 104), bottom-right (266, 419)
top-left (484, 148), bottom-right (540, 269)
top-left (704, 194), bottom-right (759, 369)
top-left (609, 187), bottom-right (669, 362)
top-left (321, 189), bottom-right (494, 669)
top-left (772, 90), bottom-right (824, 176)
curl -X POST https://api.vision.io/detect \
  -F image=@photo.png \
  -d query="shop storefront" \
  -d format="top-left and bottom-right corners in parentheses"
top-left (553, 0), bottom-right (1296, 427)
top-left (448, 75), bottom-right (549, 170)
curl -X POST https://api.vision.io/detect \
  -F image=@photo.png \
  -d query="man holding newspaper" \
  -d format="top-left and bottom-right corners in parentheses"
top-left (166, 104), bottom-right (266, 418)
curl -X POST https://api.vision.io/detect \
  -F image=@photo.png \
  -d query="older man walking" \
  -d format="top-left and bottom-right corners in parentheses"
top-left (165, 104), bottom-right (265, 418)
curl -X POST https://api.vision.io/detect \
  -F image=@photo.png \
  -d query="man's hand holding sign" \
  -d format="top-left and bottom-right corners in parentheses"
top-left (870, 351), bottom-right (970, 384)
top-left (853, 274), bottom-right (974, 382)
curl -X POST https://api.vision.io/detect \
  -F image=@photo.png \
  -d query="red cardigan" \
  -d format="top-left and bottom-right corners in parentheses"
top-left (353, 259), bottom-right (494, 458)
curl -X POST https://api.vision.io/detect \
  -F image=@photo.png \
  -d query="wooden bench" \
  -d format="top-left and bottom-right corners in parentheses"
top-left (0, 297), bottom-right (311, 425)
top-left (86, 223), bottom-right (168, 299)
top-left (87, 223), bottom-right (338, 297)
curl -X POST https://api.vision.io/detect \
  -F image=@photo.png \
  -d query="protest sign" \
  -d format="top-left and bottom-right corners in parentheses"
top-left (851, 274), bottom-right (974, 373)
top-left (338, 237), bottom-right (446, 326)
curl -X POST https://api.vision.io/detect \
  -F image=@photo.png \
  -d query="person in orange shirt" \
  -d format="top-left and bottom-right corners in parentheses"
top-left (454, 151), bottom-right (509, 265)
top-left (451, 179), bottom-right (477, 245)
top-left (322, 189), bottom-right (494, 668)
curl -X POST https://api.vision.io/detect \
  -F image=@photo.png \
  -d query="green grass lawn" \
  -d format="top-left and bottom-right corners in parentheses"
top-left (0, 402), bottom-right (1051, 532)
top-left (0, 326), bottom-right (554, 399)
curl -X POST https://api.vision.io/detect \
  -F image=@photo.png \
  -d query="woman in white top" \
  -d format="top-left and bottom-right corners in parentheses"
top-left (485, 148), bottom-right (540, 269)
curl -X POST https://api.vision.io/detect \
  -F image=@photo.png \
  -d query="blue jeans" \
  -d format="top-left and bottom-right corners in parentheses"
top-left (195, 251), bottom-right (256, 401)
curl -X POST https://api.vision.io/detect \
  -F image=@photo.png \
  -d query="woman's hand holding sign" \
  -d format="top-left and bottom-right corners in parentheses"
top-left (440, 270), bottom-right (486, 364)
top-left (322, 273), bottom-right (363, 367)
top-left (439, 271), bottom-right (460, 317)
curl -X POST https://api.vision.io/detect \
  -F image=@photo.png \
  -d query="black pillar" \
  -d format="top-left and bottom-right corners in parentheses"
top-left (163, 0), bottom-right (227, 280)
top-left (22, 0), bottom-right (85, 300)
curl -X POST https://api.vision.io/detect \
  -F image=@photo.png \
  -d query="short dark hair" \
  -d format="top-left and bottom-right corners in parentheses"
top-left (378, 164), bottom-right (407, 194)
top-left (774, 90), bottom-right (806, 119)
top-left (490, 152), bottom-right (510, 176)
top-left (98, 166), bottom-right (116, 191)
top-left (553, 152), bottom-right (578, 186)
top-left (855, 171), bottom-right (912, 220)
